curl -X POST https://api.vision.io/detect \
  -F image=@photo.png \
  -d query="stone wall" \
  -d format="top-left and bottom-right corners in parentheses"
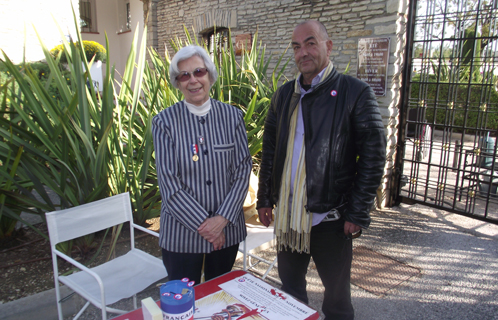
top-left (144, 0), bottom-right (160, 50)
top-left (152, 0), bottom-right (409, 208)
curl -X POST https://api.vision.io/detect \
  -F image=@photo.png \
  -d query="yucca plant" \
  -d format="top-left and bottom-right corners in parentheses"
top-left (0, 144), bottom-right (27, 239)
top-left (0, 14), bottom-right (290, 250)
top-left (109, 25), bottom-right (163, 225)
top-left (214, 30), bottom-right (290, 161)
top-left (0, 128), bottom-right (54, 240)
top-left (0, 12), bottom-right (160, 254)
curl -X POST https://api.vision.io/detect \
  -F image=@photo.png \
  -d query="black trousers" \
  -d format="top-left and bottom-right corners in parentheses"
top-left (162, 243), bottom-right (239, 285)
top-left (277, 219), bottom-right (354, 320)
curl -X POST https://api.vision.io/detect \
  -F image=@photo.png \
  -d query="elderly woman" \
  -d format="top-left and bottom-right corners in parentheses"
top-left (152, 45), bottom-right (252, 284)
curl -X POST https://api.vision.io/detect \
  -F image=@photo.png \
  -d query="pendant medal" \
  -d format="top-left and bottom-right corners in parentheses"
top-left (191, 144), bottom-right (199, 162)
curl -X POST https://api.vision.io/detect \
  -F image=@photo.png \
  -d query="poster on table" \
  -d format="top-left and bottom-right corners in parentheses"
top-left (194, 273), bottom-right (315, 320)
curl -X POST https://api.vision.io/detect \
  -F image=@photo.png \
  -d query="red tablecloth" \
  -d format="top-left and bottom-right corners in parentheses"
top-left (112, 270), bottom-right (319, 320)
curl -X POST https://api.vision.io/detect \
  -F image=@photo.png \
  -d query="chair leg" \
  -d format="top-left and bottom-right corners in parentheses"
top-left (53, 282), bottom-right (63, 320)
top-left (105, 306), bottom-right (129, 315)
top-left (246, 254), bottom-right (282, 285)
top-left (101, 302), bottom-right (107, 320)
top-left (73, 301), bottom-right (90, 320)
top-left (247, 252), bottom-right (273, 269)
top-left (51, 252), bottom-right (64, 320)
top-left (243, 241), bottom-right (247, 271)
top-left (262, 257), bottom-right (278, 280)
top-left (247, 254), bottom-right (255, 269)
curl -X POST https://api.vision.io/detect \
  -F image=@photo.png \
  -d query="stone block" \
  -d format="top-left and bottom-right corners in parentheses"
top-left (346, 29), bottom-right (373, 37)
top-left (387, 0), bottom-right (400, 13)
top-left (375, 24), bottom-right (396, 34)
top-left (365, 14), bottom-right (398, 24)
top-left (342, 13), bottom-right (358, 19)
top-left (352, 6), bottom-right (368, 12)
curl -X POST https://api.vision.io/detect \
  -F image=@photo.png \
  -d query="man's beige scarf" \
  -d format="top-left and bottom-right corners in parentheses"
top-left (274, 107), bottom-right (311, 253)
top-left (274, 62), bottom-right (334, 254)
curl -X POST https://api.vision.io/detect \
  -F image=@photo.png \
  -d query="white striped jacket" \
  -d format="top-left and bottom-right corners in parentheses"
top-left (152, 99), bottom-right (251, 253)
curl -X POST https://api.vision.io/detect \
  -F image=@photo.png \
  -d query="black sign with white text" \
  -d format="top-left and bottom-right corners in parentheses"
top-left (357, 38), bottom-right (390, 96)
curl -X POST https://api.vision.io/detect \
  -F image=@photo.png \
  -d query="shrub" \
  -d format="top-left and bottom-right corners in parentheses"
top-left (1, 61), bottom-right (72, 103)
top-left (1, 18), bottom-right (288, 240)
top-left (23, 61), bottom-right (51, 80)
top-left (50, 40), bottom-right (106, 64)
top-left (410, 74), bottom-right (498, 135)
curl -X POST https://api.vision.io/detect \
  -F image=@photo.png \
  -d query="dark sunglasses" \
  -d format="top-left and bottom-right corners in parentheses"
top-left (176, 68), bottom-right (208, 82)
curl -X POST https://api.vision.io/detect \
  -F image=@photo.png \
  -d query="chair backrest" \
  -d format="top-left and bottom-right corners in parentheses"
top-left (46, 192), bottom-right (133, 245)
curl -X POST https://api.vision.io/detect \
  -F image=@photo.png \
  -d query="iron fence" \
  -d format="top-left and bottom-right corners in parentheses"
top-left (394, 0), bottom-right (498, 224)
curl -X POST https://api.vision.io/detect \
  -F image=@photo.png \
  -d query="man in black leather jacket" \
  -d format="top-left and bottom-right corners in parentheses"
top-left (257, 20), bottom-right (386, 320)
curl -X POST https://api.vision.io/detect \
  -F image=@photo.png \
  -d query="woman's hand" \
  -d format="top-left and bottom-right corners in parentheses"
top-left (212, 232), bottom-right (226, 250)
top-left (198, 215), bottom-right (228, 243)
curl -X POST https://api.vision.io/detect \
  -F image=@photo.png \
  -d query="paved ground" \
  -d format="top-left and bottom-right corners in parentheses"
top-left (4, 130), bottom-right (498, 319)
top-left (257, 202), bottom-right (498, 320)
top-left (2, 202), bottom-right (498, 320)
top-left (349, 203), bottom-right (498, 320)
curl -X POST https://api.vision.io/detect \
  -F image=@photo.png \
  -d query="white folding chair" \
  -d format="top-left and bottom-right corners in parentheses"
top-left (46, 192), bottom-right (168, 320)
top-left (239, 215), bottom-right (281, 284)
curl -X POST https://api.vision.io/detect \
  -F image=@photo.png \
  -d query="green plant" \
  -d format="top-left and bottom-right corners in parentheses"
top-left (0, 13), bottom-right (289, 256)
top-left (410, 73), bottom-right (498, 134)
top-left (50, 40), bottom-right (106, 64)
top-left (0, 12), bottom-right (156, 254)
top-left (0, 143), bottom-right (52, 240)
top-left (0, 144), bottom-right (24, 239)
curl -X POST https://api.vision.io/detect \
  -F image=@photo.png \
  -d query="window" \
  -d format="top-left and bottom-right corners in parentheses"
top-left (79, 0), bottom-right (98, 33)
top-left (126, 3), bottom-right (131, 30)
top-left (118, 0), bottom-right (132, 33)
top-left (202, 28), bottom-right (229, 61)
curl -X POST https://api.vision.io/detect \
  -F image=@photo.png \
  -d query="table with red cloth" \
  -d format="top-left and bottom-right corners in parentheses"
top-left (112, 270), bottom-right (319, 320)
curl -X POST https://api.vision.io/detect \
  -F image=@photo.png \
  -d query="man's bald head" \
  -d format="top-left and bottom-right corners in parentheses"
top-left (294, 20), bottom-right (330, 41)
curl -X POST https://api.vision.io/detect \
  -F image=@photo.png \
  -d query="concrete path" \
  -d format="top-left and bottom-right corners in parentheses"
top-left (1, 202), bottom-right (498, 319)
top-left (350, 203), bottom-right (498, 320)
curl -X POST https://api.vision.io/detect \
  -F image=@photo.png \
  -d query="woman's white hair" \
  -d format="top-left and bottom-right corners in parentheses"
top-left (169, 45), bottom-right (218, 89)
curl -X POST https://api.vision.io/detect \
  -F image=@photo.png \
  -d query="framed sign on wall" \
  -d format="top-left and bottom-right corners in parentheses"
top-left (357, 37), bottom-right (391, 96)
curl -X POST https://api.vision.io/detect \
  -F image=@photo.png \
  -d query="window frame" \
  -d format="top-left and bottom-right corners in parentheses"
top-left (118, 0), bottom-right (132, 34)
top-left (202, 28), bottom-right (229, 61)
top-left (79, 0), bottom-right (98, 33)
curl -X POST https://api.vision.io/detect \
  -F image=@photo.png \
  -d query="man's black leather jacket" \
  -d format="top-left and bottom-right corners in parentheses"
top-left (256, 67), bottom-right (386, 228)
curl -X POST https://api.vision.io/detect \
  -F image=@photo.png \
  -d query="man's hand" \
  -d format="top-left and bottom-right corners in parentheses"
top-left (257, 207), bottom-right (273, 227)
top-left (344, 221), bottom-right (361, 236)
top-left (198, 215), bottom-right (228, 243)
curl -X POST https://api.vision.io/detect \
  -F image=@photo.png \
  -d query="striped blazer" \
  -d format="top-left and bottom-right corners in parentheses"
top-left (152, 99), bottom-right (251, 253)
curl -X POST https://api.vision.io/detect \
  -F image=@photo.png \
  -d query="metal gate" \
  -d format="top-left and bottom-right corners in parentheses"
top-left (393, 0), bottom-right (498, 224)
